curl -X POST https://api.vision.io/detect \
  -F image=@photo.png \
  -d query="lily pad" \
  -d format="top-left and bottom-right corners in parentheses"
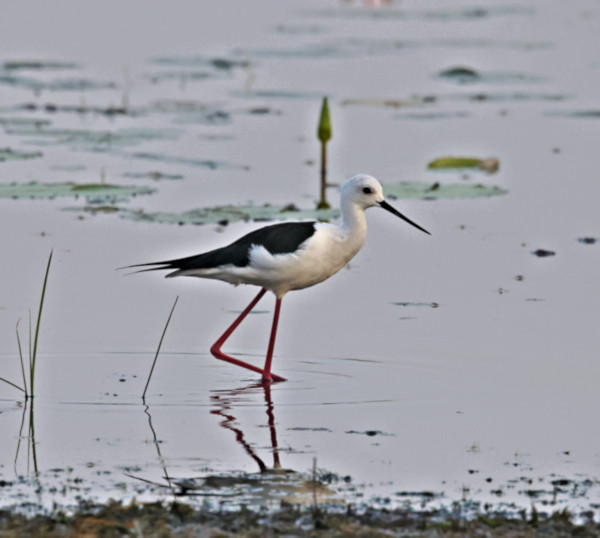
top-left (0, 182), bottom-right (155, 203)
top-left (428, 157), bottom-right (482, 169)
top-left (0, 147), bottom-right (43, 161)
top-left (123, 171), bottom-right (184, 181)
top-left (1, 60), bottom-right (79, 71)
top-left (121, 204), bottom-right (339, 225)
top-left (4, 125), bottom-right (181, 152)
top-left (309, 5), bottom-right (533, 22)
top-left (0, 75), bottom-right (116, 92)
top-left (117, 182), bottom-right (507, 226)
top-left (438, 66), bottom-right (545, 85)
top-left (0, 117), bottom-right (52, 130)
top-left (150, 56), bottom-right (250, 70)
top-left (427, 156), bottom-right (499, 173)
top-left (383, 182), bottom-right (507, 199)
top-left (130, 152), bottom-right (245, 170)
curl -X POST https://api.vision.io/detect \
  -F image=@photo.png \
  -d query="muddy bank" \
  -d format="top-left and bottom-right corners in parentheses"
top-left (1, 500), bottom-right (599, 537)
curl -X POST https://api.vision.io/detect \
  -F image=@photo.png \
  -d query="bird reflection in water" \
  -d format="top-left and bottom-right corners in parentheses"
top-left (210, 382), bottom-right (281, 473)
top-left (168, 383), bottom-right (338, 507)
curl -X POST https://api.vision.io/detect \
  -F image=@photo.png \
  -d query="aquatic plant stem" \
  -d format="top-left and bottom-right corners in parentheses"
top-left (29, 250), bottom-right (53, 398)
top-left (142, 296), bottom-right (179, 401)
top-left (28, 399), bottom-right (39, 474)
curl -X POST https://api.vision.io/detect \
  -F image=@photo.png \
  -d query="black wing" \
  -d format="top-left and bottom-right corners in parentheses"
top-left (123, 221), bottom-right (316, 275)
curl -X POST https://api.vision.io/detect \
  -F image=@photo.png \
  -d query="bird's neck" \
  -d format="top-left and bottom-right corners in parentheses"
top-left (340, 200), bottom-right (367, 239)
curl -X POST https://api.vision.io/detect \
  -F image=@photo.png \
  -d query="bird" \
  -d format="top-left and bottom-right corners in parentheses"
top-left (127, 174), bottom-right (430, 383)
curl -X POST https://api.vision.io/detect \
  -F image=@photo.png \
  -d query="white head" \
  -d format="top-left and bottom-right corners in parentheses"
top-left (341, 174), bottom-right (430, 235)
top-left (341, 174), bottom-right (385, 209)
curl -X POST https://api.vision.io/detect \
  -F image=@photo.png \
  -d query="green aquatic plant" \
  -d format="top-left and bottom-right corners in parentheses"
top-left (1, 251), bottom-right (52, 400)
top-left (317, 96), bottom-right (332, 210)
top-left (142, 297), bottom-right (179, 402)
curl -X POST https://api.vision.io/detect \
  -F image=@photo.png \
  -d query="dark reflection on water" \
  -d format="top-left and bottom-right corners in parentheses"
top-left (210, 383), bottom-right (281, 473)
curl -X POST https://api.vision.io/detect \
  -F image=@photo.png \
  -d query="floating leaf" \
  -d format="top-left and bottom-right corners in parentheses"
top-left (0, 117), bottom-right (52, 129)
top-left (438, 66), bottom-right (545, 85)
top-left (383, 182), bottom-right (507, 199)
top-left (115, 182), bottom-right (507, 226)
top-left (428, 157), bottom-right (499, 173)
top-left (121, 204), bottom-right (339, 226)
top-left (428, 157), bottom-right (482, 169)
top-left (4, 125), bottom-right (181, 152)
top-left (1, 60), bottom-right (79, 71)
top-left (130, 152), bottom-right (245, 170)
top-left (0, 147), bottom-right (43, 161)
top-left (123, 171), bottom-right (184, 181)
top-left (0, 181), bottom-right (155, 203)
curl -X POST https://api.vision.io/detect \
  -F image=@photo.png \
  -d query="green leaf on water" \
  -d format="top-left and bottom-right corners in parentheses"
top-left (383, 181), bottom-right (507, 199)
top-left (428, 157), bottom-right (482, 169)
top-left (116, 182), bottom-right (506, 226)
top-left (0, 182), bottom-right (155, 203)
top-left (0, 147), bottom-right (43, 161)
top-left (122, 204), bottom-right (339, 225)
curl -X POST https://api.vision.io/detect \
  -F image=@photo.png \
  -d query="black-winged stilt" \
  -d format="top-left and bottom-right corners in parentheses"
top-left (128, 174), bottom-right (430, 383)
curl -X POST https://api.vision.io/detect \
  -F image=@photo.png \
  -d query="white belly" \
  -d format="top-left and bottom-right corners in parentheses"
top-left (214, 223), bottom-right (366, 297)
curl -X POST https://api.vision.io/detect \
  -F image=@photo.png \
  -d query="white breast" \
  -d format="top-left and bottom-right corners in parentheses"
top-left (241, 222), bottom-right (367, 297)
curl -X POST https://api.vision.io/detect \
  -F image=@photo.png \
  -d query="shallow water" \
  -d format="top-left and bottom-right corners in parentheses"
top-left (1, 0), bottom-right (599, 518)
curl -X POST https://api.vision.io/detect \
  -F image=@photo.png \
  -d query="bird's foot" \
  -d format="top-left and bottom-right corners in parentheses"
top-left (210, 345), bottom-right (286, 382)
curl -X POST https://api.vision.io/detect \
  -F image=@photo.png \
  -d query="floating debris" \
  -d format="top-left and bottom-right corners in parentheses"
top-left (392, 301), bottom-right (439, 308)
top-left (531, 249), bottom-right (556, 257)
top-left (345, 430), bottom-right (394, 437)
top-left (578, 237), bottom-right (597, 245)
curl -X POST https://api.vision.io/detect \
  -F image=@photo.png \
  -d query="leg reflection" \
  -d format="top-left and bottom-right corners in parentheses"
top-left (210, 382), bottom-right (281, 472)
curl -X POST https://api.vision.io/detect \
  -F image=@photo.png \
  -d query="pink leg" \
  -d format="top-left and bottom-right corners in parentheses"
top-left (262, 297), bottom-right (282, 383)
top-left (210, 288), bottom-right (286, 382)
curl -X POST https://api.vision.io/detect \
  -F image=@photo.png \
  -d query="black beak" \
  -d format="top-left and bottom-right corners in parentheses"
top-left (379, 200), bottom-right (431, 235)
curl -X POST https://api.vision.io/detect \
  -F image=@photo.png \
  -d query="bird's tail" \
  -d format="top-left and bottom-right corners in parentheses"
top-left (117, 255), bottom-right (193, 277)
top-left (118, 250), bottom-right (212, 278)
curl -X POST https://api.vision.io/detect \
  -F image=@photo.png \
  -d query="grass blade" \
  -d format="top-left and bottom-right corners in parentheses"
top-left (16, 319), bottom-right (28, 396)
top-left (142, 296), bottom-right (179, 401)
top-left (30, 250), bottom-right (53, 398)
top-left (0, 376), bottom-right (26, 394)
